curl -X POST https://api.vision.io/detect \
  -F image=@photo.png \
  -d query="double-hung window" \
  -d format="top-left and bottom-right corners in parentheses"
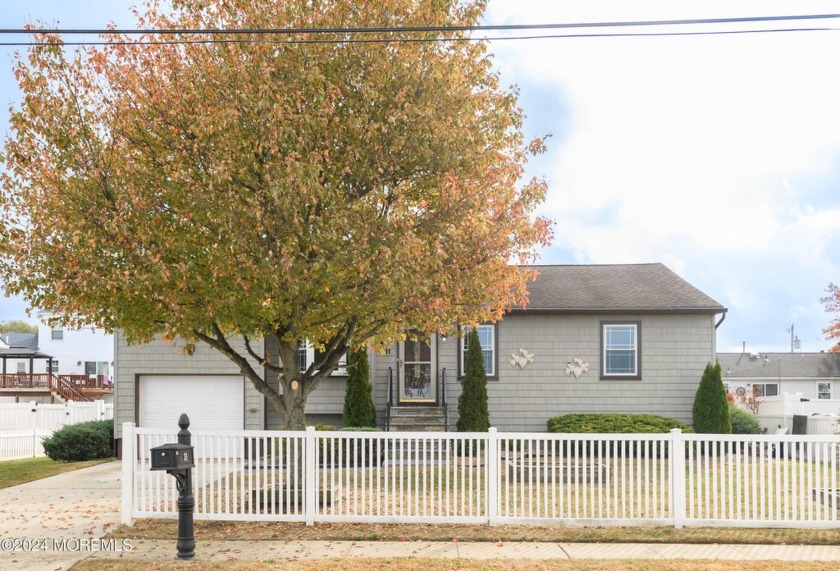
top-left (459, 324), bottom-right (497, 378)
top-left (298, 341), bottom-right (348, 376)
top-left (817, 382), bottom-right (832, 400)
top-left (601, 322), bottom-right (641, 379)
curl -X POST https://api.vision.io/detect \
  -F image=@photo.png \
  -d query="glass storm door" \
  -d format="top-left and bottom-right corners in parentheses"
top-left (399, 334), bottom-right (437, 404)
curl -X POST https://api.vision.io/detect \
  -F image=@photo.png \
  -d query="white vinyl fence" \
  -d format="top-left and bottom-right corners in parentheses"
top-left (0, 401), bottom-right (114, 460)
top-left (0, 428), bottom-right (54, 461)
top-left (122, 425), bottom-right (840, 528)
top-left (0, 401), bottom-right (114, 430)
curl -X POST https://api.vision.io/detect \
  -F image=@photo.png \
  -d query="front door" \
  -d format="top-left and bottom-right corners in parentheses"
top-left (398, 334), bottom-right (437, 404)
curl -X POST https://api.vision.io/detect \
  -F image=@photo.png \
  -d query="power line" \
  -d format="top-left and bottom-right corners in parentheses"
top-left (2, 12), bottom-right (840, 37)
top-left (2, 26), bottom-right (839, 48)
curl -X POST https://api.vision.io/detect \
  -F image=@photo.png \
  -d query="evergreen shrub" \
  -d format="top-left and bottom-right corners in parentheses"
top-left (42, 420), bottom-right (114, 461)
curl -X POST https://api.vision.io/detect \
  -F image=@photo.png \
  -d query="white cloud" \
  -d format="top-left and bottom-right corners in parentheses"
top-left (486, 0), bottom-right (840, 351)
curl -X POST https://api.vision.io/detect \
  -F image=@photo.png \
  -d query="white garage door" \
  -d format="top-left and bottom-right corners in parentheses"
top-left (139, 375), bottom-right (245, 432)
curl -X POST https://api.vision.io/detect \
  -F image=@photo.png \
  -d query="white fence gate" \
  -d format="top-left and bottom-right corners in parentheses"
top-left (0, 401), bottom-right (114, 460)
top-left (122, 425), bottom-right (840, 528)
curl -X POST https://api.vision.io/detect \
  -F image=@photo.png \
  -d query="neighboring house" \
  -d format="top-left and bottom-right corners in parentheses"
top-left (113, 263), bottom-right (726, 453)
top-left (34, 311), bottom-right (115, 381)
top-left (718, 351), bottom-right (840, 401)
top-left (0, 331), bottom-right (40, 374)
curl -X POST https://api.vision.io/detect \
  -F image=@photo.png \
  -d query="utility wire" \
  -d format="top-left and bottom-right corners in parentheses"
top-left (2, 26), bottom-right (838, 47)
top-left (2, 12), bottom-right (840, 36)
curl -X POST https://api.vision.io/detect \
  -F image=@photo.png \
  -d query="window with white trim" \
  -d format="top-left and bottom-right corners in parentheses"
top-left (817, 381), bottom-right (832, 400)
top-left (601, 322), bottom-right (640, 379)
top-left (751, 383), bottom-right (779, 397)
top-left (298, 341), bottom-right (348, 375)
top-left (51, 327), bottom-right (63, 340)
top-left (460, 325), bottom-right (496, 377)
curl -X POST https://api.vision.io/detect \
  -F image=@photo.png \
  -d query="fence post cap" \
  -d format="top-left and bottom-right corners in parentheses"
top-left (306, 425), bottom-right (316, 432)
top-left (488, 427), bottom-right (497, 434)
top-left (669, 428), bottom-right (682, 434)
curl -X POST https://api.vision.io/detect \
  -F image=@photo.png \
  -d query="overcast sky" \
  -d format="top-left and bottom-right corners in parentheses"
top-left (1, 1), bottom-right (839, 353)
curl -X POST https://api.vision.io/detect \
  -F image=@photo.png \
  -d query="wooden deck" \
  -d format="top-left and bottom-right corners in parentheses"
top-left (0, 373), bottom-right (112, 402)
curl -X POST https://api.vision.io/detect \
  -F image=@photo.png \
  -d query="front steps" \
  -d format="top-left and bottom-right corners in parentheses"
top-left (386, 406), bottom-right (448, 432)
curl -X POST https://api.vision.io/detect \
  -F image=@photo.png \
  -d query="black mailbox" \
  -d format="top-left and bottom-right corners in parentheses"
top-left (150, 442), bottom-right (195, 472)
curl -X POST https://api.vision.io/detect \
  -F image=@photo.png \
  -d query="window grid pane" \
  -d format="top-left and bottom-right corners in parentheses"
top-left (604, 324), bottom-right (637, 376)
top-left (462, 326), bottom-right (495, 376)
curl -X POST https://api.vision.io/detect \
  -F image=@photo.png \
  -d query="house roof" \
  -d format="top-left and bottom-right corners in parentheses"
top-left (0, 347), bottom-right (53, 360)
top-left (514, 263), bottom-right (726, 314)
top-left (0, 332), bottom-right (38, 350)
top-left (717, 352), bottom-right (840, 380)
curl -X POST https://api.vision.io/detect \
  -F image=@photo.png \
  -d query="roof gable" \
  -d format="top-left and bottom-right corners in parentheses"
top-left (0, 332), bottom-right (38, 350)
top-left (516, 263), bottom-right (725, 314)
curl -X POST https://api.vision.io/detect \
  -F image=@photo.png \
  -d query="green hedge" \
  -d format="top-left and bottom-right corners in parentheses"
top-left (546, 414), bottom-right (692, 459)
top-left (729, 406), bottom-right (762, 435)
top-left (42, 420), bottom-right (114, 462)
top-left (547, 413), bottom-right (692, 434)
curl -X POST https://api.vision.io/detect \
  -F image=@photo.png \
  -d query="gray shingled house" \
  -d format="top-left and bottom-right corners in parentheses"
top-left (112, 263), bottom-right (726, 451)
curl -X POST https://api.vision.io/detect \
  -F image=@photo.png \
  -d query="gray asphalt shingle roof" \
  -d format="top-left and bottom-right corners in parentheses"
top-left (0, 332), bottom-right (38, 350)
top-left (718, 352), bottom-right (840, 380)
top-left (516, 263), bottom-right (726, 314)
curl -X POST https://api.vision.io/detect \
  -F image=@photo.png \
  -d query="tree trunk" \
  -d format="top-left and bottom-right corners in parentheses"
top-left (278, 340), bottom-right (308, 430)
top-left (280, 381), bottom-right (308, 430)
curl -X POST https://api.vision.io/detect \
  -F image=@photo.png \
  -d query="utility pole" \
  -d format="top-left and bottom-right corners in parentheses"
top-left (786, 324), bottom-right (801, 353)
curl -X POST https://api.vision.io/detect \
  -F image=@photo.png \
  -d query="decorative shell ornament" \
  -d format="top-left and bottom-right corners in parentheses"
top-left (564, 357), bottom-right (590, 378)
top-left (509, 348), bottom-right (535, 369)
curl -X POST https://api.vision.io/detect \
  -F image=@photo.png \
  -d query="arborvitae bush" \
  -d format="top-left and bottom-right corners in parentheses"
top-left (692, 362), bottom-right (732, 434)
top-left (42, 420), bottom-right (113, 461)
top-left (457, 327), bottom-right (490, 432)
top-left (342, 348), bottom-right (376, 428)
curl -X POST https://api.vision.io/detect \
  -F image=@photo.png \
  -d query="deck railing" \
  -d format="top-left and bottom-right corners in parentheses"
top-left (0, 373), bottom-right (112, 391)
top-left (122, 426), bottom-right (840, 528)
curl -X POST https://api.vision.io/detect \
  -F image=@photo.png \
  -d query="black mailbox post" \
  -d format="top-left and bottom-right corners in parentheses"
top-left (149, 414), bottom-right (195, 560)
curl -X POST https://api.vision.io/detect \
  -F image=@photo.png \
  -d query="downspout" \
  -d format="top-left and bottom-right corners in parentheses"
top-left (713, 311), bottom-right (727, 362)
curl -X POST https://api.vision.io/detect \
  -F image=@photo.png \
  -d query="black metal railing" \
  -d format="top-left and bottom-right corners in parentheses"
top-left (385, 367), bottom-right (393, 432)
top-left (441, 367), bottom-right (448, 432)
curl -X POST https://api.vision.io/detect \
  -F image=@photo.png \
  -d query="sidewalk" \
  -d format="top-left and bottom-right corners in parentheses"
top-left (86, 538), bottom-right (840, 563)
top-left (0, 460), bottom-right (123, 570)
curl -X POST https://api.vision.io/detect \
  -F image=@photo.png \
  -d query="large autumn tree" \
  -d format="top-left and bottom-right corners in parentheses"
top-left (0, 0), bottom-right (551, 429)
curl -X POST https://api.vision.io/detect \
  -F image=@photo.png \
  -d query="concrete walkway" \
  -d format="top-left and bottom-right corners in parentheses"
top-left (2, 460), bottom-right (839, 569)
top-left (86, 539), bottom-right (840, 563)
top-left (0, 460), bottom-right (123, 570)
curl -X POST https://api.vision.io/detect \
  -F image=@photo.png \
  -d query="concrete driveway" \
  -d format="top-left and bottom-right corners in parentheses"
top-left (0, 460), bottom-right (123, 570)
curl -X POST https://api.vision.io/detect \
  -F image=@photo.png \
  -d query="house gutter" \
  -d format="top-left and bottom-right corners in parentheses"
top-left (715, 311), bottom-right (727, 329)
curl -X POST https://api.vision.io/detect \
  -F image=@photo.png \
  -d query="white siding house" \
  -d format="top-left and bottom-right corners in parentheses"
top-left (34, 312), bottom-right (114, 379)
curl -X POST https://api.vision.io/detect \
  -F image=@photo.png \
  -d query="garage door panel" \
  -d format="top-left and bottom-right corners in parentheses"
top-left (139, 375), bottom-right (245, 433)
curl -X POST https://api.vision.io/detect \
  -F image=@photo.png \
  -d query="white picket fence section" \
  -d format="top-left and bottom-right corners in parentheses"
top-left (0, 401), bottom-right (114, 461)
top-left (0, 428), bottom-right (54, 461)
top-left (0, 401), bottom-right (113, 430)
top-left (122, 425), bottom-right (840, 528)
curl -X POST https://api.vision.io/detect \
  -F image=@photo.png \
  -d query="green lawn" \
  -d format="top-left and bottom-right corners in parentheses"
top-left (0, 456), bottom-right (113, 488)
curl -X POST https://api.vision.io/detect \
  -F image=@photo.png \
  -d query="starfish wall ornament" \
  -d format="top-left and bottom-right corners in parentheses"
top-left (509, 348), bottom-right (535, 369)
top-left (564, 357), bottom-right (590, 378)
